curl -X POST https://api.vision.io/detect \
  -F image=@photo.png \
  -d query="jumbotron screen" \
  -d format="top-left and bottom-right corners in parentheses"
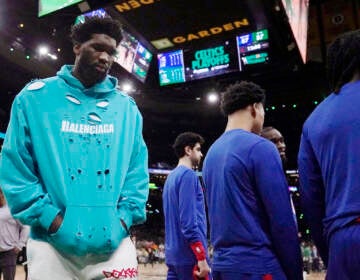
top-left (184, 39), bottom-right (239, 82)
top-left (236, 29), bottom-right (270, 66)
top-left (38, 0), bottom-right (82, 17)
top-left (281, 0), bottom-right (309, 63)
top-left (158, 50), bottom-right (186, 86)
top-left (158, 29), bottom-right (270, 86)
top-left (114, 31), bottom-right (153, 83)
top-left (158, 40), bottom-right (238, 86)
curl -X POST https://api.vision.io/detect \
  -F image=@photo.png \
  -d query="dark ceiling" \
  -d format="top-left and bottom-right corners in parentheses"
top-left (0, 0), bottom-right (358, 168)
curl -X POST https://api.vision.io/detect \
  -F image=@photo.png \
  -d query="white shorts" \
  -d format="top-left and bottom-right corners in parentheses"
top-left (27, 237), bottom-right (138, 280)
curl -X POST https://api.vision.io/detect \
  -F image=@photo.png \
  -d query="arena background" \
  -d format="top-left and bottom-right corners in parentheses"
top-left (1, 1), bottom-right (359, 279)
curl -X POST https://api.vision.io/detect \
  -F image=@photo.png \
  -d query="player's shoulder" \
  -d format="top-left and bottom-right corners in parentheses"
top-left (115, 89), bottom-right (136, 104)
top-left (250, 135), bottom-right (277, 155)
top-left (248, 132), bottom-right (269, 147)
top-left (114, 89), bottom-right (142, 115)
top-left (180, 166), bottom-right (197, 180)
top-left (19, 77), bottom-right (59, 97)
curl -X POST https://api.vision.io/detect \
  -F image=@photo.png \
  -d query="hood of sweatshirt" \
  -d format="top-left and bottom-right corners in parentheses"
top-left (57, 65), bottom-right (118, 98)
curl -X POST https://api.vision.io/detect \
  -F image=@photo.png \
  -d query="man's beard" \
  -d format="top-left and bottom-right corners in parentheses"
top-left (192, 158), bottom-right (201, 169)
top-left (78, 57), bottom-right (107, 84)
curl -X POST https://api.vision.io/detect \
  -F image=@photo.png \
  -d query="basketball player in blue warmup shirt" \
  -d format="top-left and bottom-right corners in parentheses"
top-left (203, 81), bottom-right (303, 280)
top-left (298, 30), bottom-right (360, 279)
top-left (163, 132), bottom-right (211, 280)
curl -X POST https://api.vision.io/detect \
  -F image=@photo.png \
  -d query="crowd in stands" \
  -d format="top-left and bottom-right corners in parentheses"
top-left (301, 241), bottom-right (325, 274)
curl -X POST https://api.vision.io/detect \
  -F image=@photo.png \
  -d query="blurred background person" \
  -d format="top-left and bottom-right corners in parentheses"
top-left (298, 29), bottom-right (360, 279)
top-left (0, 188), bottom-right (29, 280)
top-left (261, 126), bottom-right (287, 168)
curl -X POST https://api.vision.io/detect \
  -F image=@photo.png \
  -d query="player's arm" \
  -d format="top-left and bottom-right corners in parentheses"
top-left (18, 223), bottom-right (30, 250)
top-left (251, 140), bottom-right (303, 280)
top-left (298, 127), bottom-right (328, 265)
top-left (0, 94), bottom-right (61, 231)
top-left (178, 170), bottom-right (210, 278)
top-left (117, 109), bottom-right (149, 230)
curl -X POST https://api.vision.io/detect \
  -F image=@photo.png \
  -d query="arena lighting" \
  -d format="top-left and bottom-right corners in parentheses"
top-left (207, 93), bottom-right (219, 104)
top-left (47, 53), bottom-right (58, 60)
top-left (148, 168), bottom-right (172, 175)
top-left (122, 83), bottom-right (134, 92)
top-left (38, 46), bottom-right (49, 56)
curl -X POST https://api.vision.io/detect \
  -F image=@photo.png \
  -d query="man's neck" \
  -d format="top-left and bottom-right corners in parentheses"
top-left (177, 157), bottom-right (193, 169)
top-left (225, 111), bottom-right (253, 132)
top-left (72, 70), bottom-right (94, 88)
top-left (72, 66), bottom-right (98, 88)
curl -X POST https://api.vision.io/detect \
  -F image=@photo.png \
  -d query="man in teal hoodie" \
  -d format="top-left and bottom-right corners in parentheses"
top-left (0, 17), bottom-right (149, 280)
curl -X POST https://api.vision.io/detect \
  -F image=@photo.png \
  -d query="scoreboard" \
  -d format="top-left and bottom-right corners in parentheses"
top-left (158, 29), bottom-right (270, 86)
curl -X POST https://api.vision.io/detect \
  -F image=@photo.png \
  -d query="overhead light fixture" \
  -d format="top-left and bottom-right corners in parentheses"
top-left (123, 83), bottom-right (132, 92)
top-left (38, 46), bottom-right (49, 56)
top-left (207, 93), bottom-right (219, 104)
top-left (47, 53), bottom-right (58, 60)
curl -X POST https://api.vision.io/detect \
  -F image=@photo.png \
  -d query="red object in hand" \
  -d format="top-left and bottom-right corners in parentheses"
top-left (262, 274), bottom-right (273, 280)
top-left (193, 265), bottom-right (209, 280)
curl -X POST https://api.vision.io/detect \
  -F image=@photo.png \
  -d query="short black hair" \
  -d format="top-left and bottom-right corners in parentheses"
top-left (327, 29), bottom-right (360, 94)
top-left (70, 17), bottom-right (123, 46)
top-left (220, 81), bottom-right (266, 116)
top-left (261, 126), bottom-right (275, 136)
top-left (172, 132), bottom-right (204, 159)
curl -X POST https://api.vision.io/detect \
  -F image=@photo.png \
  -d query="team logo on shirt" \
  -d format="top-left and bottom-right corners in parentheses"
top-left (102, 268), bottom-right (138, 279)
top-left (61, 121), bottom-right (114, 135)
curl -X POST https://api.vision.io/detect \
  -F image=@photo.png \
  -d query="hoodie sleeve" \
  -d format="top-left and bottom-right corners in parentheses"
top-left (117, 109), bottom-right (149, 229)
top-left (0, 94), bottom-right (61, 231)
top-left (251, 140), bottom-right (303, 280)
top-left (298, 127), bottom-right (328, 266)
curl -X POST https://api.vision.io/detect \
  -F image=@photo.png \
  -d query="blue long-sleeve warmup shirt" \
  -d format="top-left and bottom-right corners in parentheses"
top-left (203, 129), bottom-right (303, 279)
top-left (298, 80), bottom-right (360, 265)
top-left (162, 165), bottom-right (208, 266)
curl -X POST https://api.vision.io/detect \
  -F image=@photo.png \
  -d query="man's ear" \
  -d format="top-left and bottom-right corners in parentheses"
top-left (250, 103), bottom-right (257, 118)
top-left (184, 146), bottom-right (192, 156)
top-left (73, 44), bottom-right (81, 56)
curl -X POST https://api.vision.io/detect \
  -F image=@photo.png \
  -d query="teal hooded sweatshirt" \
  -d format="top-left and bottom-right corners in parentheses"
top-left (0, 65), bottom-right (149, 256)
